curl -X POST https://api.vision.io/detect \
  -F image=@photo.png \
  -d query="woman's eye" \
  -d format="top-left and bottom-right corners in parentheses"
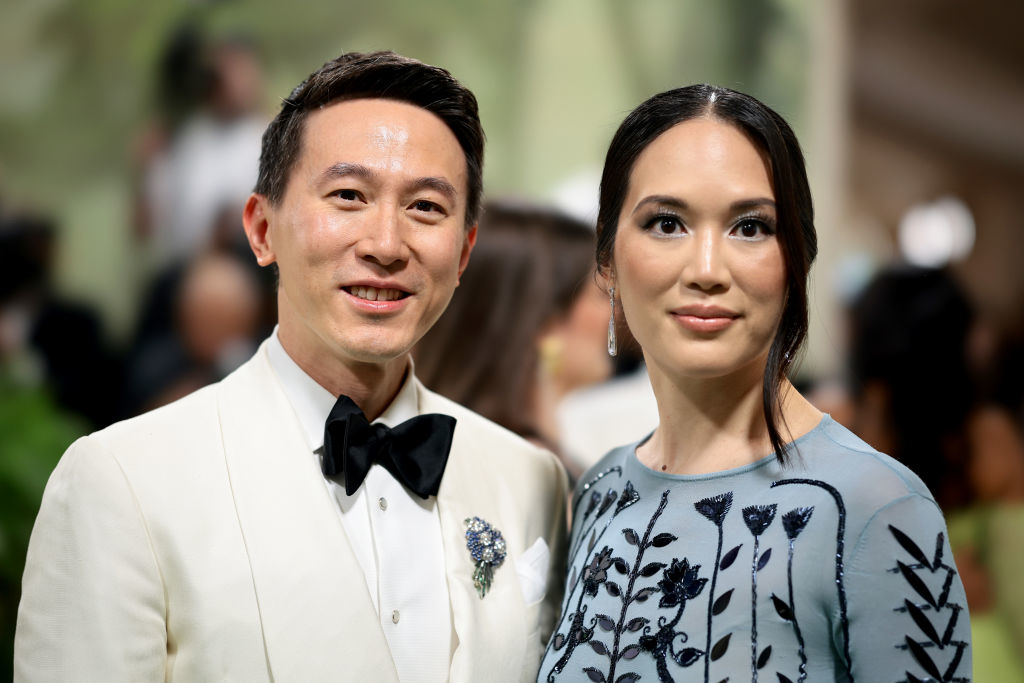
top-left (732, 218), bottom-right (773, 240)
top-left (644, 214), bottom-right (684, 235)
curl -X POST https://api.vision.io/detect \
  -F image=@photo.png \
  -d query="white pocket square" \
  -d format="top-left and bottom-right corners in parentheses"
top-left (515, 537), bottom-right (550, 606)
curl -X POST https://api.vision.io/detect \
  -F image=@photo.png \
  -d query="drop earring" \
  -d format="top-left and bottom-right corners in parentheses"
top-left (607, 286), bottom-right (617, 357)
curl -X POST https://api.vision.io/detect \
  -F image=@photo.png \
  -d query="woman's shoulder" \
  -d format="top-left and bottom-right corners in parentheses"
top-left (792, 414), bottom-right (939, 512)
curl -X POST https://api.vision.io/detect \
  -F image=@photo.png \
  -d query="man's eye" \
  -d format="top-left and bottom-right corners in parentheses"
top-left (333, 189), bottom-right (360, 201)
top-left (412, 200), bottom-right (441, 213)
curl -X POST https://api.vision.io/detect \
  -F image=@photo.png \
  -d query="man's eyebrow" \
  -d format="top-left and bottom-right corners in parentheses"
top-left (411, 177), bottom-right (458, 203)
top-left (318, 163), bottom-right (458, 203)
top-left (319, 162), bottom-right (375, 183)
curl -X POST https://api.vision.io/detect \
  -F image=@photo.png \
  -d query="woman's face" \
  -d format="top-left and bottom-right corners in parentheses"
top-left (610, 117), bottom-right (786, 381)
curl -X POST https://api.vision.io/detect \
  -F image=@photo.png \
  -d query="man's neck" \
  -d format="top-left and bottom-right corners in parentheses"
top-left (277, 329), bottom-right (409, 422)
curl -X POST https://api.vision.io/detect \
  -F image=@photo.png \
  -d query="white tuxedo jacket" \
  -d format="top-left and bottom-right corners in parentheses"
top-left (15, 344), bottom-right (568, 682)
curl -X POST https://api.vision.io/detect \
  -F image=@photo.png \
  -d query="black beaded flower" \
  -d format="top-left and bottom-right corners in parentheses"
top-left (464, 516), bottom-right (507, 598)
top-left (695, 492), bottom-right (734, 527)
top-left (782, 506), bottom-right (815, 540)
top-left (615, 481), bottom-right (640, 514)
top-left (582, 546), bottom-right (614, 597)
top-left (658, 557), bottom-right (707, 608)
top-left (741, 503), bottom-right (778, 537)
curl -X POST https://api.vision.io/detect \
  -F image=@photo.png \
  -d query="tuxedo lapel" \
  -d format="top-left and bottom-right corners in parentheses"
top-left (421, 383), bottom-right (529, 682)
top-left (218, 347), bottom-right (399, 682)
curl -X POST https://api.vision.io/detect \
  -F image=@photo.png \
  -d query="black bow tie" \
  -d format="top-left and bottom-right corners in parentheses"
top-left (322, 394), bottom-right (456, 500)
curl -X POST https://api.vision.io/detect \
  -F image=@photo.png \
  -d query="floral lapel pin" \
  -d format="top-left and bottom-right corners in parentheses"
top-left (464, 516), bottom-right (507, 599)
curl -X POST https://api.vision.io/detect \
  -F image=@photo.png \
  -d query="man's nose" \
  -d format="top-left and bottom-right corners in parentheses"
top-left (355, 204), bottom-right (410, 267)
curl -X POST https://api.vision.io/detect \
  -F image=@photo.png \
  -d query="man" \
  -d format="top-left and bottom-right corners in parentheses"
top-left (16, 51), bottom-right (567, 682)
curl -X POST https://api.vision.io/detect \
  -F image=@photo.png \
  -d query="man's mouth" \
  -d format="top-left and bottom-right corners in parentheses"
top-left (343, 286), bottom-right (410, 302)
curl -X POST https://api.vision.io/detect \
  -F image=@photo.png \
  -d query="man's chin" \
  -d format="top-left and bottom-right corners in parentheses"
top-left (334, 338), bottom-right (414, 368)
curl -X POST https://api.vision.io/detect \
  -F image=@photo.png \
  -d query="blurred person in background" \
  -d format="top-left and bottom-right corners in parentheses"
top-left (415, 200), bottom-right (611, 480)
top-left (0, 210), bottom-right (120, 429)
top-left (16, 50), bottom-right (566, 682)
top-left (126, 202), bottom-right (277, 410)
top-left (848, 265), bottom-right (1024, 681)
top-left (540, 85), bottom-right (971, 682)
top-left (134, 27), bottom-right (268, 267)
top-left (122, 26), bottom-right (275, 423)
top-left (122, 250), bottom-right (263, 415)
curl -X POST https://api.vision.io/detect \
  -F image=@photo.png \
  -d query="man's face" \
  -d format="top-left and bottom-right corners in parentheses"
top-left (246, 98), bottom-right (476, 374)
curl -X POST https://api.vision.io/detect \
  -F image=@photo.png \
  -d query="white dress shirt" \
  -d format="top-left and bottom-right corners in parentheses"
top-left (266, 332), bottom-right (452, 682)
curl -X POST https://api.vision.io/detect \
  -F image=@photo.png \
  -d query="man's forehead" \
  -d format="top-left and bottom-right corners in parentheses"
top-left (305, 97), bottom-right (453, 142)
top-left (296, 98), bottom-right (467, 182)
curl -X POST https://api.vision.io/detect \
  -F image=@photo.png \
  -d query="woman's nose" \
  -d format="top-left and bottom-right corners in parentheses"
top-left (683, 228), bottom-right (729, 292)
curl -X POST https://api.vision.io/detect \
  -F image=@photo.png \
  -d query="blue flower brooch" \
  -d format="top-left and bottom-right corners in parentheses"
top-left (464, 516), bottom-right (507, 598)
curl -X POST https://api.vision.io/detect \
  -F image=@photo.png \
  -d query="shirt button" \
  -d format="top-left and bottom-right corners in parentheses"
top-left (391, 609), bottom-right (400, 624)
top-left (378, 497), bottom-right (388, 511)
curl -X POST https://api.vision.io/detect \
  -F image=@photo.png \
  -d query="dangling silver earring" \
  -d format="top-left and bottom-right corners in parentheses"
top-left (607, 286), bottom-right (617, 357)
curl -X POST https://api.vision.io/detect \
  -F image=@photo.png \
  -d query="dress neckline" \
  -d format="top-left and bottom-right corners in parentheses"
top-left (625, 414), bottom-right (832, 482)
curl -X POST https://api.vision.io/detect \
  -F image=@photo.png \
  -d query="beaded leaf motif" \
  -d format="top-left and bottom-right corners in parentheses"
top-left (465, 516), bottom-right (507, 598)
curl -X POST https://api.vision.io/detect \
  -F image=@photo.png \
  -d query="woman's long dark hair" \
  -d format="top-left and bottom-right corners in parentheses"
top-left (596, 85), bottom-right (818, 464)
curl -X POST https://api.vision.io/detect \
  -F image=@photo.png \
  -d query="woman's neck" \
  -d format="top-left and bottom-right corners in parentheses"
top-left (637, 358), bottom-right (820, 475)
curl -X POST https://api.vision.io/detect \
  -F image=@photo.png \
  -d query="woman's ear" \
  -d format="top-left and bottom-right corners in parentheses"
top-left (597, 263), bottom-right (616, 295)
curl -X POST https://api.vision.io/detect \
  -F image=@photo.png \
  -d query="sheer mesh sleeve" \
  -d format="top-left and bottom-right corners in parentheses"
top-left (843, 494), bottom-right (972, 682)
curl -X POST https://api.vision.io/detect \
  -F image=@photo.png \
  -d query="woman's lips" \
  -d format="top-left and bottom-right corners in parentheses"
top-left (673, 314), bottom-right (736, 333)
top-left (670, 306), bottom-right (739, 333)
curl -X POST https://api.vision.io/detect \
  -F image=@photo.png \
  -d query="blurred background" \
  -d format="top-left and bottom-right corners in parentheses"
top-left (2, 0), bottom-right (1023, 679)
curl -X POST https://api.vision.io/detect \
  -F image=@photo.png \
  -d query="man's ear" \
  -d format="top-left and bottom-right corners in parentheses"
top-left (242, 193), bottom-right (277, 267)
top-left (456, 224), bottom-right (478, 285)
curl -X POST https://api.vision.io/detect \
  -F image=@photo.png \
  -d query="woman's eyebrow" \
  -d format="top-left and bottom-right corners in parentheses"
top-left (630, 195), bottom-right (776, 215)
top-left (631, 195), bottom-right (688, 215)
top-left (730, 198), bottom-right (776, 211)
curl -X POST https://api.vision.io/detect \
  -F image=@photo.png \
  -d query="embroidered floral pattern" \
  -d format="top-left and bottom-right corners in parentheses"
top-left (888, 525), bottom-right (969, 683)
top-left (741, 504), bottom-right (777, 680)
top-left (773, 506), bottom-right (814, 682)
top-left (543, 465), bottom-right (971, 683)
top-left (695, 492), bottom-right (739, 682)
top-left (772, 478), bottom-right (853, 680)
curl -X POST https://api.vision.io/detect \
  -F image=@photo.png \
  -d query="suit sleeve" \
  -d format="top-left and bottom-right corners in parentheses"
top-left (15, 436), bottom-right (168, 682)
top-left (540, 457), bottom-right (569, 643)
top-left (842, 494), bottom-right (972, 682)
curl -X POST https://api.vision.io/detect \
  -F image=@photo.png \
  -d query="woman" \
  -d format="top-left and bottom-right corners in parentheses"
top-left (538, 86), bottom-right (971, 682)
top-left (414, 200), bottom-right (611, 477)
